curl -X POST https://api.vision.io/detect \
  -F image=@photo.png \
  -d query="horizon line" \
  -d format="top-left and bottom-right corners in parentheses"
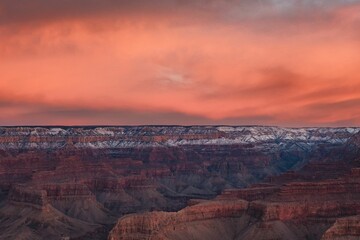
top-left (0, 124), bottom-right (359, 129)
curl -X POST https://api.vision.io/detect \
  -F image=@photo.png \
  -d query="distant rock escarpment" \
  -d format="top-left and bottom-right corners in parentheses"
top-left (0, 126), bottom-right (359, 239)
top-left (0, 126), bottom-right (358, 149)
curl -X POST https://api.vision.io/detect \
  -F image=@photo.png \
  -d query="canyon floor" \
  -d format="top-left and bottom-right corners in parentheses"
top-left (0, 126), bottom-right (359, 240)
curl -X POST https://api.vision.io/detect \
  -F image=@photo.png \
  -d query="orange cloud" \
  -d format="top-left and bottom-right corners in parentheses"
top-left (0, 1), bottom-right (359, 126)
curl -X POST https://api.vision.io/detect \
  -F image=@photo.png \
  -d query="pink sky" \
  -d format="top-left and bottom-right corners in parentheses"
top-left (0, 0), bottom-right (359, 126)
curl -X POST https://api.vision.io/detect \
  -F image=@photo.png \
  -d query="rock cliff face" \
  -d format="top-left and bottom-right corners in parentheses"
top-left (0, 126), bottom-right (358, 149)
top-left (321, 215), bottom-right (360, 240)
top-left (0, 126), bottom-right (359, 239)
top-left (108, 199), bottom-right (249, 240)
top-left (109, 167), bottom-right (360, 240)
top-left (0, 183), bottom-right (105, 240)
top-left (8, 184), bottom-right (48, 206)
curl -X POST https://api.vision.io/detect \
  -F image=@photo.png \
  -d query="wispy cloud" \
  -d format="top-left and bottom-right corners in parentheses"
top-left (1, 0), bottom-right (359, 24)
top-left (0, 0), bottom-right (359, 126)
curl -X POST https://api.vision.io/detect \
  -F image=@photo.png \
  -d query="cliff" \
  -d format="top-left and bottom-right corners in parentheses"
top-left (321, 215), bottom-right (360, 240)
top-left (109, 167), bottom-right (360, 240)
top-left (108, 199), bottom-right (248, 240)
top-left (0, 126), bottom-right (359, 239)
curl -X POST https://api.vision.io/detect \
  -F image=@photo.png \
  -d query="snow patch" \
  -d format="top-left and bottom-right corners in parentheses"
top-left (49, 128), bottom-right (66, 135)
top-left (95, 128), bottom-right (115, 136)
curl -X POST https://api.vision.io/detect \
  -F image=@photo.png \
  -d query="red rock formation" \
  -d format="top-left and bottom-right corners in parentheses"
top-left (109, 166), bottom-right (360, 240)
top-left (321, 215), bottom-right (360, 239)
top-left (108, 199), bottom-right (248, 240)
top-left (217, 185), bottom-right (280, 201)
top-left (0, 126), bottom-right (359, 239)
top-left (8, 184), bottom-right (48, 207)
top-left (278, 181), bottom-right (360, 199)
top-left (249, 200), bottom-right (360, 221)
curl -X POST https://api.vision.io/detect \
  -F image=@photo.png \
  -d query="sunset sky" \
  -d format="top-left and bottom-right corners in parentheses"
top-left (0, 0), bottom-right (359, 126)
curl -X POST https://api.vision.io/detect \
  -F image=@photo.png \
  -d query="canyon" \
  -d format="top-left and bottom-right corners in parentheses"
top-left (0, 126), bottom-right (359, 239)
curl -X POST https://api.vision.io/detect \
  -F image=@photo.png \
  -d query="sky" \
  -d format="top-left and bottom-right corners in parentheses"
top-left (0, 0), bottom-right (359, 126)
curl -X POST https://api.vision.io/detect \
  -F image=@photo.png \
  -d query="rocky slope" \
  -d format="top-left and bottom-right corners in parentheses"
top-left (0, 126), bottom-right (358, 149)
top-left (0, 126), bottom-right (359, 239)
top-left (321, 215), bottom-right (360, 240)
top-left (109, 167), bottom-right (360, 240)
